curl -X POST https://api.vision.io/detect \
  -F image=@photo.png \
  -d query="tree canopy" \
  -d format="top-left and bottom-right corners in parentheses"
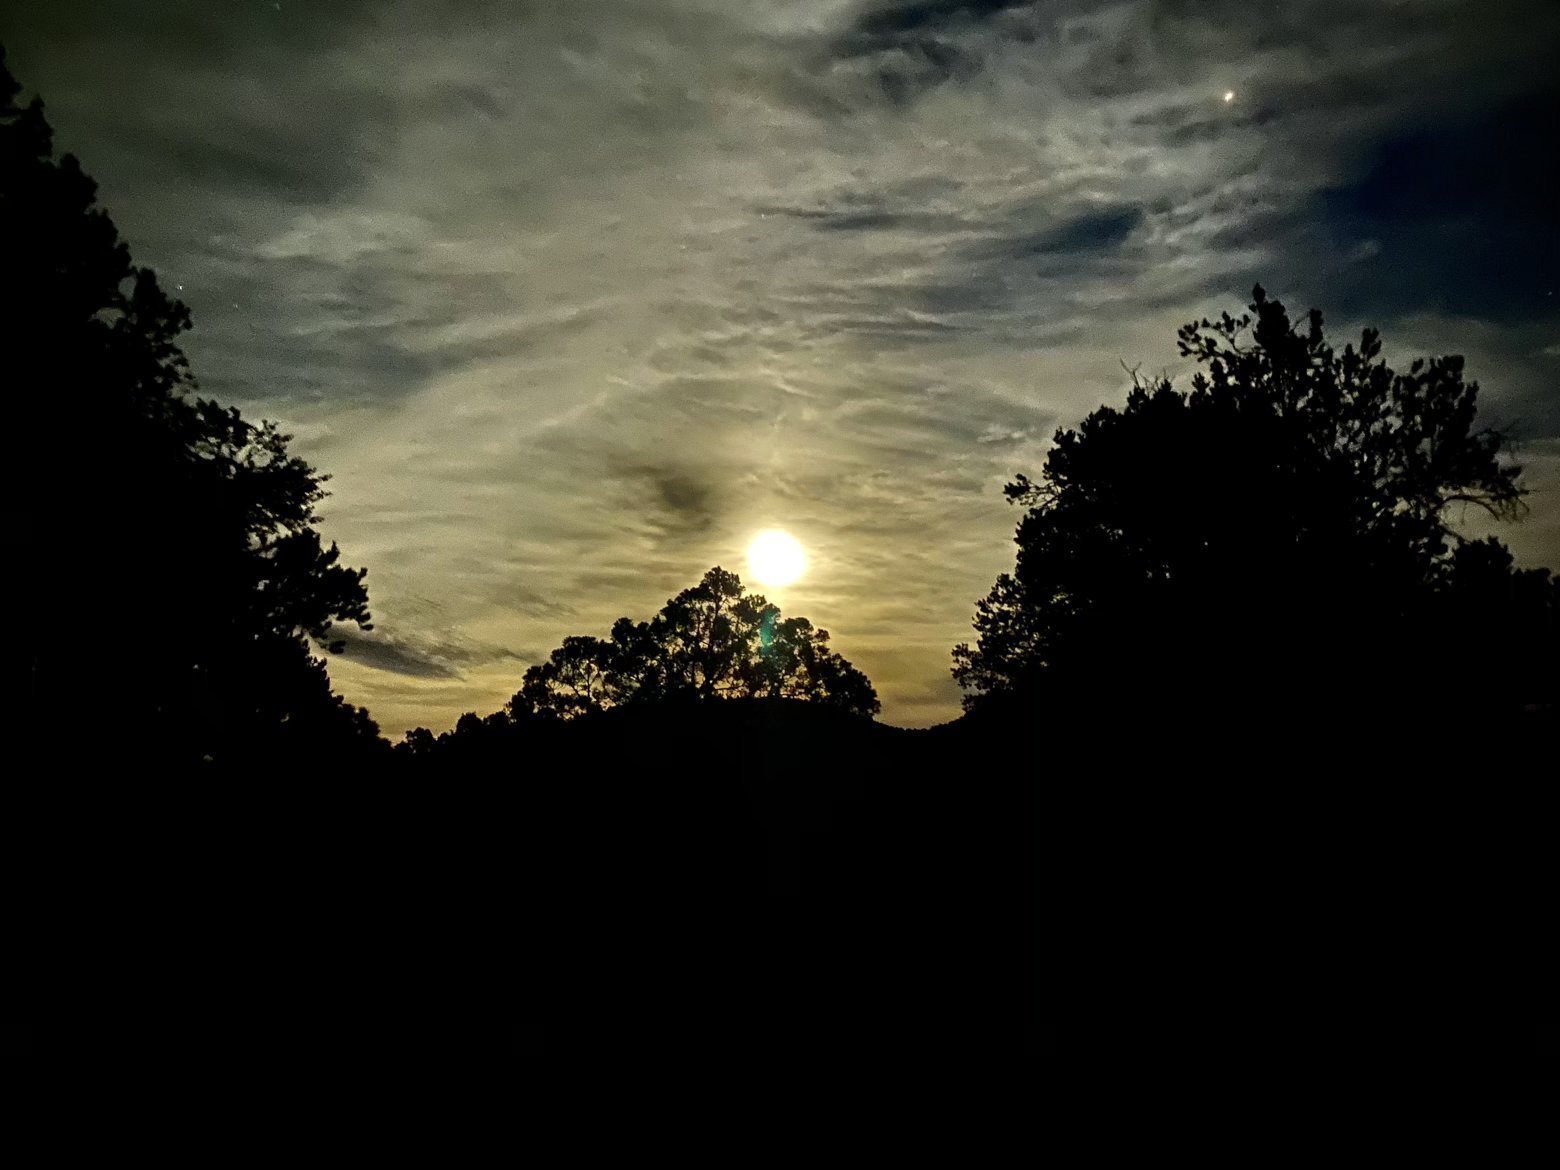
top-left (511, 567), bottom-right (880, 721)
top-left (5, 48), bottom-right (382, 764)
top-left (953, 285), bottom-right (1555, 714)
top-left (399, 567), bottom-right (879, 756)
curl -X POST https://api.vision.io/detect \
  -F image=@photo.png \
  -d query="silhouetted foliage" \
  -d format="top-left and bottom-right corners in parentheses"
top-left (954, 285), bottom-right (1554, 714)
top-left (11, 42), bottom-right (1548, 1119)
top-left (395, 567), bottom-right (878, 756)
top-left (5, 49), bottom-right (382, 764)
top-left (513, 566), bottom-right (880, 720)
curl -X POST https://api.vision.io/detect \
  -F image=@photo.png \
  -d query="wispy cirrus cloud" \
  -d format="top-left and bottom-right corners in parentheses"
top-left (11, 0), bottom-right (1557, 734)
top-left (321, 625), bottom-right (531, 682)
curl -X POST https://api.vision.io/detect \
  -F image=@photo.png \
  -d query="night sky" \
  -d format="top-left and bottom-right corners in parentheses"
top-left (8, 1), bottom-right (1558, 735)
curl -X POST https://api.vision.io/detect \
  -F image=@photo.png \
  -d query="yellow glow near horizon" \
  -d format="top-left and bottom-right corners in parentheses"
top-left (747, 529), bottom-right (806, 588)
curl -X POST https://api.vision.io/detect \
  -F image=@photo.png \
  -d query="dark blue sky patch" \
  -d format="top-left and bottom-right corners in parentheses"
top-left (847, 1), bottom-right (1036, 44)
top-left (1006, 207), bottom-right (1143, 257)
top-left (1330, 90), bottom-right (1559, 226)
top-left (832, 0), bottom-right (1041, 104)
top-left (1317, 87), bottom-right (1560, 323)
top-left (923, 205), bottom-right (1146, 314)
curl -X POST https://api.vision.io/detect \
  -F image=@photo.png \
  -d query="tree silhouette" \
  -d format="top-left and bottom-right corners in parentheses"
top-left (954, 285), bottom-right (1551, 714)
top-left (5, 49), bottom-right (382, 763)
top-left (510, 567), bottom-right (880, 721)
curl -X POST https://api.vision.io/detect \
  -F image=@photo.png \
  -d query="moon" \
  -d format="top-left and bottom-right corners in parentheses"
top-left (747, 529), bottom-right (806, 588)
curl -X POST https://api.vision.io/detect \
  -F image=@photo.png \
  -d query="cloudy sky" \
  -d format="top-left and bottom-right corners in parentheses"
top-left (8, 0), bottom-right (1558, 734)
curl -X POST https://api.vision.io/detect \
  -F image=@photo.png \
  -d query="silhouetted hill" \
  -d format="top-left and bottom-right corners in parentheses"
top-left (23, 696), bottom-right (1548, 1123)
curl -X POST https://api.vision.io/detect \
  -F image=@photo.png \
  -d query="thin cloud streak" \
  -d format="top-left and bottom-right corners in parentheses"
top-left (9, 1), bottom-right (1557, 733)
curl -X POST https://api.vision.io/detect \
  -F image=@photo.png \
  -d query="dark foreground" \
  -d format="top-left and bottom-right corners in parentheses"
top-left (22, 699), bottom-right (1548, 1133)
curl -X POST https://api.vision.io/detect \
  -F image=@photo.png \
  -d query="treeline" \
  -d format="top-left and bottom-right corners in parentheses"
top-left (418, 287), bottom-right (1557, 758)
top-left (8, 49), bottom-right (384, 770)
top-left (13, 44), bottom-right (1551, 1114)
top-left (9, 43), bottom-right (1554, 769)
top-left (953, 288), bottom-right (1557, 722)
top-left (398, 567), bottom-right (879, 760)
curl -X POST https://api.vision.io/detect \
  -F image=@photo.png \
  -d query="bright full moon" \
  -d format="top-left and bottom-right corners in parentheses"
top-left (747, 529), bottom-right (806, 588)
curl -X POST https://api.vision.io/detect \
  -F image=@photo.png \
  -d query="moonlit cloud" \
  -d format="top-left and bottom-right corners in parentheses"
top-left (10, 1), bottom-right (1557, 733)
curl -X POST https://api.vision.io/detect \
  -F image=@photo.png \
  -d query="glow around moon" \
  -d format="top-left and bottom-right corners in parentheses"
top-left (747, 529), bottom-right (807, 588)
